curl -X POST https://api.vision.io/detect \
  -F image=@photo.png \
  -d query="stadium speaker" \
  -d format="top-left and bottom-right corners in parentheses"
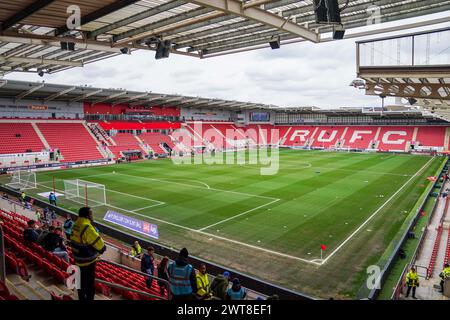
top-left (408, 98), bottom-right (418, 105)
top-left (60, 41), bottom-right (68, 50)
top-left (326, 0), bottom-right (341, 24)
top-left (314, 0), bottom-right (328, 24)
top-left (68, 42), bottom-right (75, 51)
top-left (314, 0), bottom-right (341, 24)
top-left (269, 36), bottom-right (281, 50)
top-left (155, 40), bottom-right (171, 59)
top-left (333, 24), bottom-right (345, 40)
top-left (120, 47), bottom-right (130, 54)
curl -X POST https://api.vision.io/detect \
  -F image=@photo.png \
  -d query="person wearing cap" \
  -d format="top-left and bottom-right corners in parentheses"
top-left (167, 247), bottom-right (197, 300)
top-left (226, 278), bottom-right (247, 300)
top-left (210, 271), bottom-right (230, 300)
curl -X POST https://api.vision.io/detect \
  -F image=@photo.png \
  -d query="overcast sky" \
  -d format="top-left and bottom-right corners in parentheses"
top-left (4, 11), bottom-right (450, 109)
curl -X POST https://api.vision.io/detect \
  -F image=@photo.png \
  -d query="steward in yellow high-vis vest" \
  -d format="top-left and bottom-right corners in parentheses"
top-left (405, 267), bottom-right (419, 299)
top-left (70, 207), bottom-right (106, 301)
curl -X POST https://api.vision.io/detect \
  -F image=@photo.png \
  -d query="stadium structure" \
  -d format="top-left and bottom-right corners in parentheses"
top-left (0, 0), bottom-right (450, 303)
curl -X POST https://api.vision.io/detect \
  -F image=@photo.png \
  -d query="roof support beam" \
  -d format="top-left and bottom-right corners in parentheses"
top-left (0, 56), bottom-right (83, 67)
top-left (185, 0), bottom-right (319, 42)
top-left (0, 0), bottom-right (56, 31)
top-left (44, 86), bottom-right (76, 102)
top-left (92, 91), bottom-right (127, 105)
top-left (71, 89), bottom-right (103, 102)
top-left (15, 83), bottom-right (45, 101)
top-left (56, 0), bottom-right (141, 35)
top-left (88, 0), bottom-right (186, 39)
top-left (112, 93), bottom-right (150, 106)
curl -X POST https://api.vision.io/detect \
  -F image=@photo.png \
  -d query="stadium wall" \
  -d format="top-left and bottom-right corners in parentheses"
top-left (0, 98), bottom-right (83, 119)
top-left (0, 185), bottom-right (315, 300)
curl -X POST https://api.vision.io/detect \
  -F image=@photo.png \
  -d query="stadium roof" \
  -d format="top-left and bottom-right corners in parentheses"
top-left (1, 0), bottom-right (450, 76)
top-left (0, 79), bottom-right (444, 122)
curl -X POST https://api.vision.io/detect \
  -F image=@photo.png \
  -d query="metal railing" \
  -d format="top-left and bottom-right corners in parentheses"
top-left (357, 27), bottom-right (450, 68)
top-left (97, 259), bottom-right (171, 300)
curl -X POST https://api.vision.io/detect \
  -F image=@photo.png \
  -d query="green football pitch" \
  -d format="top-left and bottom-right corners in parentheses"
top-left (9, 149), bottom-right (445, 298)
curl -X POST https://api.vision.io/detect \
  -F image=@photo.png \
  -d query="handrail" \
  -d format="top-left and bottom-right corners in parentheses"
top-left (98, 259), bottom-right (171, 300)
top-left (95, 279), bottom-right (168, 300)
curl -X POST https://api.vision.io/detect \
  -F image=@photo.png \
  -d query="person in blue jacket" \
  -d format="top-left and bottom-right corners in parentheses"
top-left (49, 192), bottom-right (57, 206)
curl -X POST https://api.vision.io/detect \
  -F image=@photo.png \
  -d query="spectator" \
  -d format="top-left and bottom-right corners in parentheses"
top-left (42, 207), bottom-right (51, 225)
top-left (168, 248), bottom-right (197, 300)
top-left (141, 246), bottom-right (155, 288)
top-left (41, 227), bottom-right (70, 263)
top-left (130, 240), bottom-right (143, 258)
top-left (196, 263), bottom-right (212, 300)
top-left (20, 191), bottom-right (26, 204)
top-left (439, 263), bottom-right (450, 293)
top-left (50, 210), bottom-right (57, 224)
top-left (210, 271), bottom-right (230, 300)
top-left (23, 220), bottom-right (40, 244)
top-left (226, 278), bottom-right (246, 300)
top-left (35, 210), bottom-right (42, 222)
top-left (70, 207), bottom-right (106, 301)
top-left (405, 267), bottom-right (419, 299)
top-left (63, 214), bottom-right (74, 240)
top-left (157, 256), bottom-right (170, 296)
top-left (2, 192), bottom-right (9, 200)
top-left (36, 224), bottom-right (50, 245)
top-left (49, 192), bottom-right (57, 206)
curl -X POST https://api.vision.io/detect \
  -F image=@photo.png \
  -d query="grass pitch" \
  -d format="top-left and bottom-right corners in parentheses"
top-left (10, 149), bottom-right (445, 298)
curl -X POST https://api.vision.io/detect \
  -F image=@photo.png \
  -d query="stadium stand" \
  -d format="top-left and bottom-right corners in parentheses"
top-left (0, 123), bottom-right (45, 154)
top-left (139, 132), bottom-right (174, 155)
top-left (36, 122), bottom-right (104, 162)
top-left (108, 133), bottom-right (147, 159)
top-left (1, 207), bottom-right (168, 300)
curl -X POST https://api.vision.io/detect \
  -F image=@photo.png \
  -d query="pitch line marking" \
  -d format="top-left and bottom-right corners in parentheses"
top-left (113, 172), bottom-right (279, 201)
top-left (34, 181), bottom-right (318, 265)
top-left (320, 156), bottom-right (435, 265)
top-left (198, 198), bottom-right (281, 231)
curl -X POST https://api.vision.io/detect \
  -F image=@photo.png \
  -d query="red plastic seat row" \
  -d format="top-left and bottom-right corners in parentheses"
top-left (428, 225), bottom-right (443, 278)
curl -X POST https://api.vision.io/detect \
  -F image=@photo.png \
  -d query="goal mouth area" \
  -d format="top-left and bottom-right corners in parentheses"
top-left (63, 179), bottom-right (107, 208)
top-left (5, 170), bottom-right (37, 190)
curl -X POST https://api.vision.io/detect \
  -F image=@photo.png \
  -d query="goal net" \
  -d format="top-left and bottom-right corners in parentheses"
top-left (6, 170), bottom-right (37, 190)
top-left (63, 179), bottom-right (106, 208)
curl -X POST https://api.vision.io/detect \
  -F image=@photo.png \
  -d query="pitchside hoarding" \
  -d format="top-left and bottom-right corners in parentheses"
top-left (103, 210), bottom-right (159, 239)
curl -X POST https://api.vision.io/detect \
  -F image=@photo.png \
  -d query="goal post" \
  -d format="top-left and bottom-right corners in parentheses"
top-left (63, 179), bottom-right (106, 208)
top-left (6, 170), bottom-right (37, 190)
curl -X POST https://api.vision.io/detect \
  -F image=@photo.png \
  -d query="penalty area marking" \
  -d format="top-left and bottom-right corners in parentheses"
top-left (319, 156), bottom-right (436, 265)
top-left (34, 180), bottom-right (319, 265)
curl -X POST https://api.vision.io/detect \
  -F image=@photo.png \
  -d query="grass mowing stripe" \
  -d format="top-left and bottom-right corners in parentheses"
top-left (321, 156), bottom-right (435, 265)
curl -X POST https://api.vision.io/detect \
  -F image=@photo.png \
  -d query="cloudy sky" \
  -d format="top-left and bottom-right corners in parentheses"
top-left (4, 11), bottom-right (450, 109)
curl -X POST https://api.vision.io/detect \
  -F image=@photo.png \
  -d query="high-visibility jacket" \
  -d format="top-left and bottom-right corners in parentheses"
top-left (406, 271), bottom-right (419, 287)
top-left (168, 262), bottom-right (193, 296)
top-left (196, 272), bottom-right (210, 297)
top-left (440, 267), bottom-right (450, 280)
top-left (70, 217), bottom-right (106, 266)
top-left (130, 244), bottom-right (142, 257)
top-left (227, 287), bottom-right (246, 300)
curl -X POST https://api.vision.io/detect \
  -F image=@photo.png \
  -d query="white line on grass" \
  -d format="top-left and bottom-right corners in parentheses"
top-left (34, 180), bottom-right (319, 265)
top-left (113, 172), bottom-right (278, 201)
top-left (320, 156), bottom-right (435, 265)
top-left (131, 203), bottom-right (166, 212)
top-left (39, 172), bottom-right (113, 184)
top-left (198, 198), bottom-right (281, 231)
